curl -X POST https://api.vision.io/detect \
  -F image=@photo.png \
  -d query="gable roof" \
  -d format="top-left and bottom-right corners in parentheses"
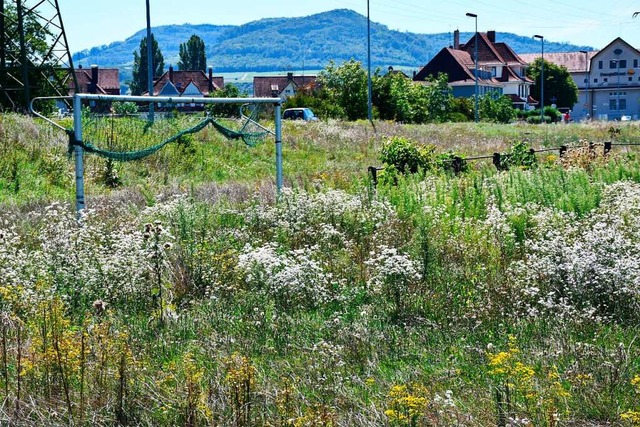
top-left (253, 74), bottom-right (317, 97)
top-left (590, 37), bottom-right (640, 61)
top-left (148, 69), bottom-right (223, 96)
top-left (519, 51), bottom-right (597, 72)
top-left (461, 32), bottom-right (506, 65)
top-left (72, 66), bottom-right (120, 95)
top-left (414, 47), bottom-right (476, 82)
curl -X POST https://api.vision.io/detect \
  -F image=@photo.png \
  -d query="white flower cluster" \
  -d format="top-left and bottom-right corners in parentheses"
top-left (511, 181), bottom-right (640, 322)
top-left (0, 203), bottom-right (164, 310)
top-left (365, 245), bottom-right (422, 293)
top-left (237, 243), bottom-right (332, 310)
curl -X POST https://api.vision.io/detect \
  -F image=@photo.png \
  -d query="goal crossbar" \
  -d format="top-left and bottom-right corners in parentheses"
top-left (69, 94), bottom-right (284, 214)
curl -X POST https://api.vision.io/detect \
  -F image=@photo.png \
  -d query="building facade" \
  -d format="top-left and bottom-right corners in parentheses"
top-left (414, 30), bottom-right (535, 108)
top-left (521, 38), bottom-right (640, 121)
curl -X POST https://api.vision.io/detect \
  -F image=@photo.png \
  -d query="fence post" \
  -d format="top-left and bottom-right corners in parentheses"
top-left (559, 145), bottom-right (567, 157)
top-left (604, 141), bottom-right (612, 155)
top-left (368, 166), bottom-right (378, 186)
top-left (452, 156), bottom-right (464, 174)
top-left (493, 153), bottom-right (507, 171)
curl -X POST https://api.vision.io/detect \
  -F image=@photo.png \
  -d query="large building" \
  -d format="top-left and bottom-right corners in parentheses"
top-left (413, 30), bottom-right (536, 109)
top-left (521, 37), bottom-right (640, 121)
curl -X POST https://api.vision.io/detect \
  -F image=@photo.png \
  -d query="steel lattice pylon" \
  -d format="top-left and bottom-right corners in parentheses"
top-left (0, 0), bottom-right (77, 112)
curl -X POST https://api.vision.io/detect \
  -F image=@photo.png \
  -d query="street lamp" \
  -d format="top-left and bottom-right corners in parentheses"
top-left (611, 59), bottom-right (621, 120)
top-left (466, 13), bottom-right (478, 123)
top-left (534, 35), bottom-right (544, 122)
top-left (579, 50), bottom-right (590, 119)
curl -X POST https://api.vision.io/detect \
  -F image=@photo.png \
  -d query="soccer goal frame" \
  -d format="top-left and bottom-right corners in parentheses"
top-left (66, 93), bottom-right (283, 213)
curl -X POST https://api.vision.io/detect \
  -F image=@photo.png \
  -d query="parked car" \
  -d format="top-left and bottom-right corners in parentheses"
top-left (283, 108), bottom-right (318, 121)
top-left (621, 115), bottom-right (632, 121)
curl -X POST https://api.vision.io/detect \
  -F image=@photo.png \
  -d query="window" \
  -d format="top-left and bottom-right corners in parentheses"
top-left (630, 77), bottom-right (633, 82)
top-left (635, 59), bottom-right (638, 68)
top-left (604, 78), bottom-right (608, 82)
top-left (620, 99), bottom-right (627, 110)
top-left (620, 60), bottom-right (627, 68)
top-left (610, 99), bottom-right (617, 110)
top-left (584, 78), bottom-right (588, 83)
top-left (598, 61), bottom-right (603, 69)
top-left (610, 60), bottom-right (617, 69)
top-left (594, 78), bottom-right (598, 83)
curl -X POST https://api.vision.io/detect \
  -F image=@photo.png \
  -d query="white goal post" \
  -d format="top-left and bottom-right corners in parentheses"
top-left (66, 94), bottom-right (283, 213)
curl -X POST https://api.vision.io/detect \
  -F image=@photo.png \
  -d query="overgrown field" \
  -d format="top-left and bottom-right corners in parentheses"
top-left (0, 113), bottom-right (639, 426)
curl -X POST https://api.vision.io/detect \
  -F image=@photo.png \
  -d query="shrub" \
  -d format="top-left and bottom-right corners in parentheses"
top-left (501, 140), bottom-right (537, 169)
top-left (379, 136), bottom-right (435, 174)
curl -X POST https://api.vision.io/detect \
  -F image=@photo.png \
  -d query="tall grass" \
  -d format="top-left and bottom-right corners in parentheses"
top-left (0, 114), bottom-right (639, 425)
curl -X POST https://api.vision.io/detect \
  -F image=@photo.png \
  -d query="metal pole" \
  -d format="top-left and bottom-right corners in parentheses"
top-left (367, 0), bottom-right (372, 121)
top-left (146, 0), bottom-right (154, 122)
top-left (466, 13), bottom-right (478, 122)
top-left (534, 35), bottom-right (544, 122)
top-left (580, 50), bottom-right (589, 119)
top-left (0, 0), bottom-right (5, 72)
top-left (17, 0), bottom-right (30, 109)
top-left (274, 103), bottom-right (283, 193)
top-left (73, 95), bottom-right (85, 214)
top-left (616, 60), bottom-right (621, 119)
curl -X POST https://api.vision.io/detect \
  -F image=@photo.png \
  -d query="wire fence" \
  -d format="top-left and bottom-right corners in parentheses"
top-left (368, 139), bottom-right (640, 185)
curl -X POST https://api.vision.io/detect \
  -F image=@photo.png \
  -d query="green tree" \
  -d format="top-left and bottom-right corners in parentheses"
top-left (527, 58), bottom-right (578, 109)
top-left (206, 84), bottom-right (245, 118)
top-left (177, 35), bottom-right (206, 71)
top-left (129, 35), bottom-right (165, 95)
top-left (415, 73), bottom-right (453, 123)
top-left (479, 93), bottom-right (516, 123)
top-left (372, 70), bottom-right (413, 122)
top-left (317, 59), bottom-right (368, 120)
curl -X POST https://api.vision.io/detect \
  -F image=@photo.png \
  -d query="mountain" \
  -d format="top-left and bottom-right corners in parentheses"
top-left (72, 9), bottom-right (594, 76)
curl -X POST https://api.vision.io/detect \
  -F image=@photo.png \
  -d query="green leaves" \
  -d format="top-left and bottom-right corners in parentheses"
top-left (177, 35), bottom-right (206, 72)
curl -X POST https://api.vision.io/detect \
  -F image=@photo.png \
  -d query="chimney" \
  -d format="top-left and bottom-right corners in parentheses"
top-left (287, 72), bottom-right (293, 80)
top-left (208, 66), bottom-right (213, 92)
top-left (90, 65), bottom-right (98, 94)
top-left (169, 65), bottom-right (174, 82)
top-left (453, 29), bottom-right (460, 50)
top-left (487, 30), bottom-right (496, 43)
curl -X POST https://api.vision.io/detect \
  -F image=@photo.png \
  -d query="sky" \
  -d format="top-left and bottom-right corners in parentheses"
top-left (59, 0), bottom-right (640, 53)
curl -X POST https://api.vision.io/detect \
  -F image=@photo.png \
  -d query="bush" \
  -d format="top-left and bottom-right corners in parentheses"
top-left (379, 136), bottom-right (434, 174)
top-left (501, 140), bottom-right (537, 169)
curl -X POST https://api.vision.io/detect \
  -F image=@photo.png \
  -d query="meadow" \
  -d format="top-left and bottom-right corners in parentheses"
top-left (0, 112), bottom-right (639, 426)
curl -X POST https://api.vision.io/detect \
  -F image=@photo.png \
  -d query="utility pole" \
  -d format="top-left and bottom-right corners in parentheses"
top-left (146, 0), bottom-right (154, 122)
top-left (466, 13), bottom-right (478, 122)
top-left (534, 35), bottom-right (544, 122)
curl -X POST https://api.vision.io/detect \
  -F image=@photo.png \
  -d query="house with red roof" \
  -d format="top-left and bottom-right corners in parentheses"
top-left (145, 66), bottom-right (224, 110)
top-left (414, 30), bottom-right (536, 109)
top-left (71, 65), bottom-right (120, 95)
top-left (253, 72), bottom-right (316, 99)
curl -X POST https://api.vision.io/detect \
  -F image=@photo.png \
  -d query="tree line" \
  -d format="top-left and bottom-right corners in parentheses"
top-left (129, 34), bottom-right (208, 95)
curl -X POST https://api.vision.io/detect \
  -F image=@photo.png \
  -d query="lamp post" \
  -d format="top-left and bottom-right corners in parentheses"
top-left (367, 0), bottom-right (372, 122)
top-left (466, 13), bottom-right (478, 122)
top-left (146, 0), bottom-right (154, 122)
top-left (612, 58), bottom-right (621, 119)
top-left (579, 50), bottom-right (590, 120)
top-left (534, 35), bottom-right (544, 122)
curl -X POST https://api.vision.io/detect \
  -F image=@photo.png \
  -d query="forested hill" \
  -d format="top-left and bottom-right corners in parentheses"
top-left (72, 9), bottom-right (593, 73)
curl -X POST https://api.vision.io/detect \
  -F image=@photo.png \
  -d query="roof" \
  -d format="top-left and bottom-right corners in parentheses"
top-left (519, 51), bottom-right (597, 72)
top-left (253, 75), bottom-right (317, 97)
top-left (147, 70), bottom-right (223, 96)
top-left (72, 67), bottom-right (120, 95)
top-left (460, 32), bottom-right (511, 65)
top-left (414, 47), bottom-right (475, 82)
